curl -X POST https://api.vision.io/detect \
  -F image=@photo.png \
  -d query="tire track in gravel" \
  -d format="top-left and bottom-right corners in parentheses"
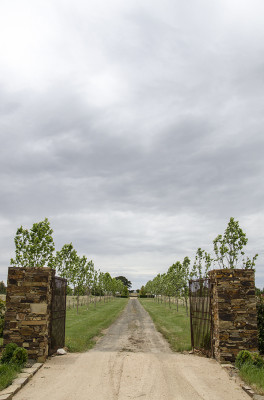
top-left (14, 298), bottom-right (250, 400)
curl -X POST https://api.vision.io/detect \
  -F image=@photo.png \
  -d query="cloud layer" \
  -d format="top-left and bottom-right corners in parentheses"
top-left (1, 0), bottom-right (264, 288)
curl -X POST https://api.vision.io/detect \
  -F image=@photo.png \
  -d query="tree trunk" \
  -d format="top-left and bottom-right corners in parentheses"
top-left (185, 297), bottom-right (188, 316)
top-left (77, 295), bottom-right (79, 314)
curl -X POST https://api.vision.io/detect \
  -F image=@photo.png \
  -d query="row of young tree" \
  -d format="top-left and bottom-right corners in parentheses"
top-left (143, 217), bottom-right (258, 315)
top-left (9, 218), bottom-right (130, 311)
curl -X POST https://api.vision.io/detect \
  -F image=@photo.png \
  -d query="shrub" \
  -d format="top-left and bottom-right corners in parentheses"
top-left (1, 343), bottom-right (18, 364)
top-left (252, 352), bottom-right (264, 368)
top-left (236, 350), bottom-right (264, 371)
top-left (235, 350), bottom-right (253, 369)
top-left (11, 347), bottom-right (28, 366)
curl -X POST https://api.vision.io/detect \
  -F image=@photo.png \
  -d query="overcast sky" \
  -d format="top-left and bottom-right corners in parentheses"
top-left (1, 0), bottom-right (264, 289)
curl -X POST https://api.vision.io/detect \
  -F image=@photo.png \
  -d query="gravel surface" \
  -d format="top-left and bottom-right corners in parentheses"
top-left (14, 298), bottom-right (249, 400)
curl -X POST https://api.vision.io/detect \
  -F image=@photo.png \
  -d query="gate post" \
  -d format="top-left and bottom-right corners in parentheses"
top-left (3, 267), bottom-right (55, 362)
top-left (209, 269), bottom-right (258, 363)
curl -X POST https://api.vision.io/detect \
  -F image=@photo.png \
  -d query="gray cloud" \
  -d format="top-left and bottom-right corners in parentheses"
top-left (0, 0), bottom-right (264, 288)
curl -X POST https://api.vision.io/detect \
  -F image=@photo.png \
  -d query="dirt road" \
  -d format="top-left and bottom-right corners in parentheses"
top-left (14, 299), bottom-right (249, 400)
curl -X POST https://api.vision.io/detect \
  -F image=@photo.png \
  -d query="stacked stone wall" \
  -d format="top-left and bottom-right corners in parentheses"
top-left (209, 269), bottom-right (258, 363)
top-left (3, 267), bottom-right (55, 362)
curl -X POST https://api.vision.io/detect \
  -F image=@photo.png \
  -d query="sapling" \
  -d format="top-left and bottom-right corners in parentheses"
top-left (213, 217), bottom-right (258, 269)
top-left (10, 218), bottom-right (55, 268)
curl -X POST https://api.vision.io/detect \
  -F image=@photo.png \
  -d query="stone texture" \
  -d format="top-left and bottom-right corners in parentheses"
top-left (3, 267), bottom-right (54, 362)
top-left (17, 372), bottom-right (32, 378)
top-left (0, 384), bottom-right (21, 395)
top-left (21, 363), bottom-right (43, 375)
top-left (21, 368), bottom-right (35, 375)
top-left (30, 303), bottom-right (47, 314)
top-left (32, 362), bottom-right (43, 369)
top-left (12, 377), bottom-right (29, 386)
top-left (242, 385), bottom-right (255, 397)
top-left (0, 394), bottom-right (12, 400)
top-left (209, 269), bottom-right (258, 364)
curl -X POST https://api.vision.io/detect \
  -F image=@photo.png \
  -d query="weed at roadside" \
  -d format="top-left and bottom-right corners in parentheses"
top-left (235, 350), bottom-right (264, 395)
top-left (0, 342), bottom-right (28, 390)
top-left (239, 363), bottom-right (264, 395)
top-left (0, 363), bottom-right (21, 391)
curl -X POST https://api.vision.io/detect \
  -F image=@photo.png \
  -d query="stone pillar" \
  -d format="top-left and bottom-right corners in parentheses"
top-left (209, 269), bottom-right (258, 363)
top-left (3, 267), bottom-right (55, 362)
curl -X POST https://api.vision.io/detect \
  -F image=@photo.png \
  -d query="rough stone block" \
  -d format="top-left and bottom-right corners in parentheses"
top-left (253, 395), bottom-right (264, 400)
top-left (0, 394), bottom-right (12, 400)
top-left (17, 372), bottom-right (32, 379)
top-left (30, 303), bottom-right (47, 314)
top-left (32, 362), bottom-right (43, 369)
top-left (21, 320), bottom-right (47, 326)
top-left (219, 321), bottom-right (234, 330)
top-left (20, 327), bottom-right (34, 336)
top-left (22, 366), bottom-right (38, 375)
top-left (12, 377), bottom-right (28, 386)
top-left (37, 355), bottom-right (46, 363)
top-left (10, 296), bottom-right (22, 303)
top-left (0, 384), bottom-right (21, 395)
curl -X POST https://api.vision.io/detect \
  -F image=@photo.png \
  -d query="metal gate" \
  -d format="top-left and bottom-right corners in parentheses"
top-left (49, 276), bottom-right (67, 355)
top-left (189, 278), bottom-right (213, 357)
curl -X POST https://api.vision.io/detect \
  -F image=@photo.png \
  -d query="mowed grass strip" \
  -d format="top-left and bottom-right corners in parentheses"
top-left (65, 298), bottom-right (128, 352)
top-left (139, 298), bottom-right (191, 352)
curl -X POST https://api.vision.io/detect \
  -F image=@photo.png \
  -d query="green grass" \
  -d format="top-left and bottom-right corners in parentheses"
top-left (139, 298), bottom-right (191, 352)
top-left (65, 298), bottom-right (128, 352)
top-left (239, 363), bottom-right (264, 395)
top-left (0, 363), bottom-right (21, 390)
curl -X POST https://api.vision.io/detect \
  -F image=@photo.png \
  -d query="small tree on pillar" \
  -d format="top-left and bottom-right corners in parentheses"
top-left (10, 218), bottom-right (55, 268)
top-left (213, 217), bottom-right (258, 270)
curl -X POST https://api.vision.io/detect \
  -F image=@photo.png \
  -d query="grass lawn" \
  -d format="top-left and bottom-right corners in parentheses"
top-left (65, 298), bottom-right (128, 352)
top-left (139, 298), bottom-right (191, 352)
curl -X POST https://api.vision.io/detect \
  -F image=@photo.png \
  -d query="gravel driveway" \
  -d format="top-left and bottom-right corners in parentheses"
top-left (14, 298), bottom-right (249, 400)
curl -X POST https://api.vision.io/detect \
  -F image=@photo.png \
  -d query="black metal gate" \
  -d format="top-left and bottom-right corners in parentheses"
top-left (189, 278), bottom-right (213, 357)
top-left (49, 276), bottom-right (67, 355)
